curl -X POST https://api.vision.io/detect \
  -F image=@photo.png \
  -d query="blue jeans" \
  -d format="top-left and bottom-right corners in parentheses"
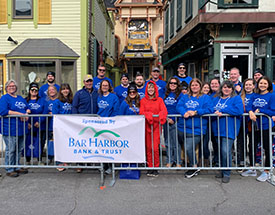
top-left (185, 134), bottom-right (201, 166)
top-left (4, 135), bottom-right (25, 173)
top-left (164, 123), bottom-right (181, 164)
top-left (216, 137), bottom-right (234, 177)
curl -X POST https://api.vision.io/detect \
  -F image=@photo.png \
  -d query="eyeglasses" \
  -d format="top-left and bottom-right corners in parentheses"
top-left (129, 91), bottom-right (137, 94)
top-left (99, 69), bottom-right (106, 72)
top-left (169, 82), bottom-right (178, 85)
top-left (30, 88), bottom-right (38, 92)
top-left (179, 67), bottom-right (186, 69)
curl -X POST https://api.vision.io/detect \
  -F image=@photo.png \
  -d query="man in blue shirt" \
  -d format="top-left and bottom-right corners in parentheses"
top-left (174, 63), bottom-right (192, 84)
top-left (148, 67), bottom-right (166, 98)
top-left (93, 64), bottom-right (113, 91)
top-left (39, 71), bottom-right (60, 99)
top-left (72, 74), bottom-right (98, 115)
top-left (114, 74), bottom-right (129, 104)
top-left (229, 67), bottom-right (243, 95)
top-left (135, 72), bottom-right (146, 99)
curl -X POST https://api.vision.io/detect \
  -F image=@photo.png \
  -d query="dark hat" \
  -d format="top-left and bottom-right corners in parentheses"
top-left (29, 82), bottom-right (39, 90)
top-left (128, 82), bottom-right (137, 93)
top-left (181, 81), bottom-right (188, 90)
top-left (120, 73), bottom-right (129, 80)
top-left (47, 71), bottom-right (56, 77)
top-left (178, 63), bottom-right (187, 68)
top-left (254, 68), bottom-right (264, 76)
top-left (152, 67), bottom-right (160, 72)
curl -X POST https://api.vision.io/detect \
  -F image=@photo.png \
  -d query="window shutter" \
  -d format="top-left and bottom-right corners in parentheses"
top-left (38, 0), bottom-right (51, 24)
top-left (176, 0), bottom-right (182, 30)
top-left (169, 0), bottom-right (174, 38)
top-left (0, 0), bottom-right (7, 24)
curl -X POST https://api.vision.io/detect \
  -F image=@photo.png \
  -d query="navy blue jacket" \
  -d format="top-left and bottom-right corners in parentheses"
top-left (72, 87), bottom-right (98, 114)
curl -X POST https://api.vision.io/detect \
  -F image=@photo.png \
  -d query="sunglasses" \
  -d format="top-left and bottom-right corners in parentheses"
top-left (129, 91), bottom-right (137, 94)
top-left (169, 82), bottom-right (178, 85)
top-left (179, 67), bottom-right (186, 69)
top-left (30, 88), bottom-right (38, 92)
top-left (99, 69), bottom-right (106, 72)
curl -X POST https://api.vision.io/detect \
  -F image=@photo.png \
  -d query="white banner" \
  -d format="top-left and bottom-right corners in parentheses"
top-left (53, 115), bottom-right (145, 163)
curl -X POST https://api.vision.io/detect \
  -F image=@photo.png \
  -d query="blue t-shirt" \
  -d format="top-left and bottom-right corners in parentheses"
top-left (97, 93), bottom-right (119, 117)
top-left (0, 94), bottom-right (29, 136)
top-left (137, 87), bottom-right (146, 99)
top-left (27, 97), bottom-right (48, 131)
top-left (174, 75), bottom-right (192, 85)
top-left (93, 76), bottom-right (113, 91)
top-left (176, 94), bottom-right (213, 135)
top-left (212, 95), bottom-right (244, 139)
top-left (119, 100), bottom-right (140, 115)
top-left (45, 98), bottom-right (57, 131)
top-left (39, 83), bottom-right (60, 99)
top-left (52, 99), bottom-right (72, 115)
top-left (146, 79), bottom-right (166, 98)
top-left (114, 85), bottom-right (128, 104)
top-left (163, 92), bottom-right (182, 121)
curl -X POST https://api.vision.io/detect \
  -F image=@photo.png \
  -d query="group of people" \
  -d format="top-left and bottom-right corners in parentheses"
top-left (0, 63), bottom-right (274, 184)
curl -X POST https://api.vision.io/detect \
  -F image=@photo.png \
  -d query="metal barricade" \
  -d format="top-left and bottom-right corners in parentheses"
top-left (114, 113), bottom-right (275, 186)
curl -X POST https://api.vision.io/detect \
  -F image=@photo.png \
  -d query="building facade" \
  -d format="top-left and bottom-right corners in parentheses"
top-left (162, 0), bottom-right (275, 83)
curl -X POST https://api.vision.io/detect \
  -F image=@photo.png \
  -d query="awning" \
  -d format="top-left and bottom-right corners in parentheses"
top-left (105, 56), bottom-right (114, 67)
top-left (162, 48), bottom-right (191, 66)
top-left (6, 38), bottom-right (79, 59)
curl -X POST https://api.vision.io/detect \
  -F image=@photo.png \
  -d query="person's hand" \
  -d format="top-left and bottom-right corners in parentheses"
top-left (215, 111), bottom-right (222, 117)
top-left (235, 85), bottom-right (242, 93)
top-left (168, 118), bottom-right (174, 124)
top-left (20, 113), bottom-right (28, 122)
top-left (183, 112), bottom-right (190, 118)
top-left (272, 116), bottom-right (275, 122)
top-left (188, 110), bottom-right (197, 117)
top-left (34, 122), bottom-right (39, 128)
top-left (28, 123), bottom-right (31, 129)
top-left (249, 111), bottom-right (257, 122)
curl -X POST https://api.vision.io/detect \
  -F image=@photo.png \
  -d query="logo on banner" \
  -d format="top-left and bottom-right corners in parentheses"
top-left (68, 126), bottom-right (129, 160)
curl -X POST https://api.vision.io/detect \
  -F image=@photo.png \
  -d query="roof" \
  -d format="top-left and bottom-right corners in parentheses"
top-left (7, 38), bottom-right (79, 58)
top-left (104, 0), bottom-right (116, 8)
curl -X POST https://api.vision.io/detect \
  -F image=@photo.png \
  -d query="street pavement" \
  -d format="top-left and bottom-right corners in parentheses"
top-left (0, 168), bottom-right (274, 215)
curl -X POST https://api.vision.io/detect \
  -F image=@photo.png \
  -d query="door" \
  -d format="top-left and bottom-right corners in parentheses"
top-left (220, 43), bottom-right (253, 82)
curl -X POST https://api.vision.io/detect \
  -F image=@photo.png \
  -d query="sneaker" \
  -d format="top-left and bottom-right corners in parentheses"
top-left (6, 171), bottom-right (19, 178)
top-left (146, 170), bottom-right (153, 177)
top-left (222, 176), bottom-right (230, 183)
top-left (241, 170), bottom-right (257, 177)
top-left (16, 168), bottom-right (28, 174)
top-left (151, 170), bottom-right (159, 177)
top-left (257, 171), bottom-right (270, 182)
top-left (105, 167), bottom-right (112, 175)
top-left (185, 169), bottom-right (200, 178)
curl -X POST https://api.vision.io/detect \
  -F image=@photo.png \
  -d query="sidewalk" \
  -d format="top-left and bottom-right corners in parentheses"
top-left (0, 168), bottom-right (274, 215)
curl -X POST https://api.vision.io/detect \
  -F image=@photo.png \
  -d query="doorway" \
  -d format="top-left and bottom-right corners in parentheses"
top-left (220, 43), bottom-right (253, 82)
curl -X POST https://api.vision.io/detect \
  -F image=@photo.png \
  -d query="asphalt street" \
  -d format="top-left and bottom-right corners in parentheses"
top-left (0, 168), bottom-right (274, 215)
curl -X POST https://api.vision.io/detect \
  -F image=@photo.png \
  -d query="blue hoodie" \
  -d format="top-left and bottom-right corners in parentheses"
top-left (52, 99), bottom-right (72, 115)
top-left (119, 100), bottom-right (140, 115)
top-left (137, 87), bottom-right (146, 99)
top-left (174, 75), bottom-right (192, 85)
top-left (93, 77), bottom-right (113, 91)
top-left (97, 93), bottom-right (119, 117)
top-left (176, 94), bottom-right (213, 135)
top-left (39, 83), bottom-right (60, 99)
top-left (246, 92), bottom-right (275, 130)
top-left (163, 92), bottom-right (182, 121)
top-left (0, 94), bottom-right (29, 136)
top-left (212, 95), bottom-right (244, 139)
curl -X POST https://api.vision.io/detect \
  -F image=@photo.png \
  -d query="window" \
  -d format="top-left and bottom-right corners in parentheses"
top-left (170, 0), bottom-right (175, 38)
top-left (165, 8), bottom-right (169, 43)
top-left (13, 0), bottom-right (33, 19)
top-left (218, 0), bottom-right (258, 8)
top-left (185, 0), bottom-right (192, 23)
top-left (176, 0), bottom-right (182, 31)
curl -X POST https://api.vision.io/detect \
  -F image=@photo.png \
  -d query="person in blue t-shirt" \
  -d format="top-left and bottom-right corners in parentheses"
top-left (25, 82), bottom-right (48, 164)
top-left (230, 67), bottom-right (243, 95)
top-left (52, 83), bottom-right (73, 171)
top-left (163, 77), bottom-right (182, 168)
top-left (0, 80), bottom-right (30, 177)
top-left (176, 78), bottom-right (213, 179)
top-left (135, 72), bottom-right (146, 99)
top-left (114, 73), bottom-right (129, 104)
top-left (247, 76), bottom-right (275, 182)
top-left (253, 68), bottom-right (275, 91)
top-left (93, 64), bottom-right (113, 91)
top-left (97, 80), bottom-right (119, 174)
top-left (119, 83), bottom-right (140, 115)
top-left (39, 71), bottom-right (60, 99)
top-left (146, 67), bottom-right (166, 98)
top-left (212, 80), bottom-right (244, 183)
top-left (174, 63), bottom-right (192, 85)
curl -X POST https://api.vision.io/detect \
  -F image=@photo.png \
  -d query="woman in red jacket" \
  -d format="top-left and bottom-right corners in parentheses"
top-left (140, 81), bottom-right (168, 177)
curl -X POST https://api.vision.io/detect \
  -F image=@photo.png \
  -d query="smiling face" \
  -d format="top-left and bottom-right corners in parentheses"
top-left (210, 79), bottom-right (220, 92)
top-left (47, 75), bottom-right (55, 84)
top-left (202, 84), bottom-right (210, 95)
top-left (30, 87), bottom-right (38, 97)
top-left (177, 65), bottom-right (186, 77)
top-left (190, 81), bottom-right (201, 95)
top-left (48, 86), bottom-right (57, 97)
top-left (258, 79), bottom-right (269, 93)
top-left (101, 80), bottom-right (110, 94)
top-left (129, 90), bottom-right (137, 99)
top-left (6, 82), bottom-right (17, 95)
top-left (147, 84), bottom-right (155, 97)
top-left (84, 79), bottom-right (93, 90)
top-left (169, 78), bottom-right (178, 91)
top-left (121, 77), bottom-right (129, 87)
top-left (151, 70), bottom-right (160, 80)
top-left (230, 68), bottom-right (240, 83)
top-left (97, 66), bottom-right (106, 78)
top-left (222, 84), bottom-right (233, 97)
top-left (61, 87), bottom-right (70, 98)
top-left (135, 75), bottom-right (144, 88)
top-left (254, 72), bottom-right (263, 82)
top-left (244, 80), bottom-right (255, 94)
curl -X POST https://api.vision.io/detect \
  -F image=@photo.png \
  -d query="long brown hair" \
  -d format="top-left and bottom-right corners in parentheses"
top-left (58, 83), bottom-right (73, 103)
top-left (164, 77), bottom-right (181, 100)
top-left (125, 92), bottom-right (140, 108)
top-left (240, 78), bottom-right (255, 102)
top-left (98, 80), bottom-right (113, 95)
top-left (188, 78), bottom-right (203, 98)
